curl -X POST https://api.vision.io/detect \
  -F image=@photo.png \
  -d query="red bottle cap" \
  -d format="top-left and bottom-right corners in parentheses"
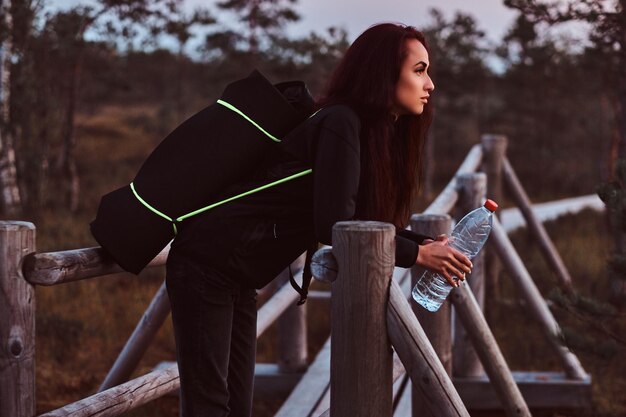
top-left (484, 199), bottom-right (498, 212)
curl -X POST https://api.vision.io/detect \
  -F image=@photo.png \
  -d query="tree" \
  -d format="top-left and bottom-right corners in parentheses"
top-left (42, 0), bottom-right (187, 212)
top-left (504, 0), bottom-right (626, 298)
top-left (215, 0), bottom-right (299, 54)
top-left (0, 0), bottom-right (22, 216)
top-left (161, 7), bottom-right (215, 119)
top-left (504, 0), bottom-right (626, 172)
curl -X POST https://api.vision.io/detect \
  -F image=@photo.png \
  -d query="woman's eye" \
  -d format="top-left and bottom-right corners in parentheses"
top-left (415, 68), bottom-right (426, 75)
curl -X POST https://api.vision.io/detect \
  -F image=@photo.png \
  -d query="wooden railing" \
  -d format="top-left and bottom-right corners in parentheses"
top-left (0, 134), bottom-right (591, 417)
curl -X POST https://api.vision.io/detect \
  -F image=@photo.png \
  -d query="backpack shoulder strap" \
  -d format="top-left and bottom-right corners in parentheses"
top-left (289, 241), bottom-right (319, 305)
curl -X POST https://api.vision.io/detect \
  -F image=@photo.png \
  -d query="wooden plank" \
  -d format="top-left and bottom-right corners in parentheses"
top-left (387, 279), bottom-right (470, 417)
top-left (308, 290), bottom-right (331, 300)
top-left (314, 349), bottom-right (407, 417)
top-left (275, 338), bottom-right (331, 417)
top-left (392, 374), bottom-right (409, 411)
top-left (277, 255), bottom-right (308, 373)
top-left (152, 361), bottom-right (303, 400)
top-left (502, 157), bottom-right (574, 291)
top-left (311, 387), bottom-right (330, 416)
top-left (39, 365), bottom-right (179, 416)
top-left (454, 371), bottom-right (592, 410)
top-left (394, 381), bottom-right (412, 417)
top-left (331, 221), bottom-right (395, 417)
top-left (23, 244), bottom-right (170, 286)
top-left (449, 284), bottom-right (531, 417)
top-left (499, 194), bottom-right (604, 233)
top-left (490, 217), bottom-right (588, 380)
top-left (254, 364), bottom-right (304, 399)
top-left (257, 274), bottom-right (301, 338)
top-left (98, 281), bottom-right (171, 392)
top-left (0, 221), bottom-right (36, 417)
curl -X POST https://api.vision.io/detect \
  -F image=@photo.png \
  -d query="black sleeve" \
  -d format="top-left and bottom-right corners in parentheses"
top-left (313, 125), bottom-right (360, 245)
top-left (395, 229), bottom-right (434, 268)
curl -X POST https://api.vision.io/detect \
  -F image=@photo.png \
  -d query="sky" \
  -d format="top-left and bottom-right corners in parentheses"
top-left (49, 0), bottom-right (592, 70)
top-left (51, 0), bottom-right (519, 44)
top-left (188, 0), bottom-right (520, 45)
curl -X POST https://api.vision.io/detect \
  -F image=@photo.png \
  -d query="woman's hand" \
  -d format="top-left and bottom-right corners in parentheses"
top-left (415, 235), bottom-right (473, 287)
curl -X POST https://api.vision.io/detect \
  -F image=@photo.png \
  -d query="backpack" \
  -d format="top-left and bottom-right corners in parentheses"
top-left (90, 69), bottom-right (317, 301)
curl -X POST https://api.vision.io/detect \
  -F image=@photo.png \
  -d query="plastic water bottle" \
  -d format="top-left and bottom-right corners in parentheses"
top-left (412, 199), bottom-right (498, 312)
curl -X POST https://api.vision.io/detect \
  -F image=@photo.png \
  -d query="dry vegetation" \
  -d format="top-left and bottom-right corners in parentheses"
top-left (28, 106), bottom-right (624, 416)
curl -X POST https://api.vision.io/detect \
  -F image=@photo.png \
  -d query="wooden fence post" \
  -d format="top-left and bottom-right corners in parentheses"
top-left (331, 221), bottom-right (394, 417)
top-left (277, 255), bottom-right (308, 373)
top-left (409, 214), bottom-right (452, 417)
top-left (0, 221), bottom-right (36, 417)
top-left (453, 173), bottom-right (487, 378)
top-left (481, 134), bottom-right (507, 324)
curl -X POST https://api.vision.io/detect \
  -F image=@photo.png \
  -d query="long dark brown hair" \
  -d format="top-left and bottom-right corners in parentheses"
top-left (316, 23), bottom-right (433, 229)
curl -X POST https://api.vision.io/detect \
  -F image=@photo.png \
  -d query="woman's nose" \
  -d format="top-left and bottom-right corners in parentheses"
top-left (426, 76), bottom-right (435, 92)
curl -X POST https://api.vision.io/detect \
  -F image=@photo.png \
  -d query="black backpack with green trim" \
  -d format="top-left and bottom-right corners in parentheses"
top-left (90, 70), bottom-right (316, 283)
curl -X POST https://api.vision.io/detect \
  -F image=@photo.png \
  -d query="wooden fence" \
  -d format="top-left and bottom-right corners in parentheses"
top-left (0, 134), bottom-right (592, 417)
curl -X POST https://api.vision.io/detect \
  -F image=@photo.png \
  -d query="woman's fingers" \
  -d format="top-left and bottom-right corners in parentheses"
top-left (440, 267), bottom-right (460, 287)
top-left (450, 248), bottom-right (473, 273)
top-left (444, 261), bottom-right (466, 285)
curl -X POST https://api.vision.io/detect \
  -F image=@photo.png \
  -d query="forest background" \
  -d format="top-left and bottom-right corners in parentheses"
top-left (0, 0), bottom-right (625, 416)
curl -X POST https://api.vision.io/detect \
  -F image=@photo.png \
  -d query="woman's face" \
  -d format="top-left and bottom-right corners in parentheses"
top-left (393, 39), bottom-right (435, 116)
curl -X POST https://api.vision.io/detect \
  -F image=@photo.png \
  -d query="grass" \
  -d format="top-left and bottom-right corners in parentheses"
top-left (19, 104), bottom-right (625, 416)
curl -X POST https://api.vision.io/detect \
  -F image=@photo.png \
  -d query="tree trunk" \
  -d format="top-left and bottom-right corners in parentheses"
top-left (618, 0), bottom-right (626, 161)
top-left (611, 0), bottom-right (626, 299)
top-left (56, 54), bottom-right (81, 213)
top-left (0, 0), bottom-right (22, 216)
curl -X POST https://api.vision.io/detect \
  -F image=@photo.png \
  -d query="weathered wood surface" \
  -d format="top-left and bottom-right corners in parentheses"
top-left (454, 371), bottom-right (592, 409)
top-left (0, 222), bottom-right (36, 417)
top-left (23, 244), bottom-right (170, 285)
top-left (275, 338), bottom-right (331, 417)
top-left (258, 278), bottom-right (300, 337)
top-left (410, 214), bottom-right (453, 417)
top-left (500, 194), bottom-right (604, 233)
top-left (481, 134), bottom-right (507, 321)
top-left (277, 256), bottom-right (308, 373)
top-left (331, 221), bottom-right (395, 417)
top-left (502, 157), bottom-right (574, 291)
top-left (298, 338), bottom-right (406, 417)
top-left (99, 281), bottom-right (171, 392)
top-left (490, 217), bottom-right (588, 380)
top-left (387, 279), bottom-right (470, 417)
top-left (39, 364), bottom-right (179, 416)
top-left (153, 361), bottom-right (304, 399)
top-left (453, 173), bottom-right (487, 378)
top-left (308, 290), bottom-right (331, 300)
top-left (394, 380), bottom-right (413, 417)
top-left (424, 144), bottom-right (483, 215)
top-left (449, 284), bottom-right (531, 417)
top-left (311, 247), bottom-right (337, 283)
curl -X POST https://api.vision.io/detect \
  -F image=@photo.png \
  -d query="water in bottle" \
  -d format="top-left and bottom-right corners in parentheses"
top-left (412, 199), bottom-right (498, 312)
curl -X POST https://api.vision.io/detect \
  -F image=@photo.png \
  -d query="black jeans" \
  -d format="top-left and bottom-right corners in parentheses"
top-left (165, 253), bottom-right (258, 417)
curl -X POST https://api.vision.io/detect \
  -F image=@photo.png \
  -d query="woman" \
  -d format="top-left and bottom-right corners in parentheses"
top-left (165, 22), bottom-right (473, 417)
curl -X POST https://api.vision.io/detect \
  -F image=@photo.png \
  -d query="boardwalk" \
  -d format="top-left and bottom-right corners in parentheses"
top-left (500, 194), bottom-right (604, 232)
